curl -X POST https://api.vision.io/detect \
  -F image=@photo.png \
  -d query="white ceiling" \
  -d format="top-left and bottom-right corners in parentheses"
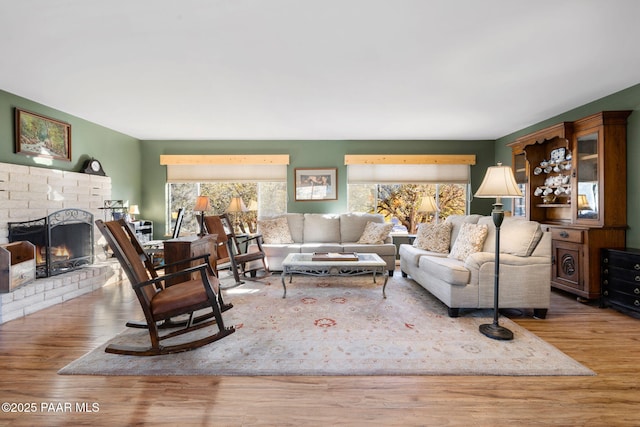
top-left (1, 0), bottom-right (640, 141)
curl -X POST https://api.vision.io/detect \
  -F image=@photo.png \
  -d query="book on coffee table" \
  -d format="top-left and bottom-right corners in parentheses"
top-left (311, 252), bottom-right (359, 261)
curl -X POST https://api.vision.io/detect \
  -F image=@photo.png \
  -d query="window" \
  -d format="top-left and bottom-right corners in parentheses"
top-left (167, 182), bottom-right (287, 235)
top-left (347, 183), bottom-right (468, 233)
top-left (345, 154), bottom-right (474, 233)
top-left (162, 154), bottom-right (290, 236)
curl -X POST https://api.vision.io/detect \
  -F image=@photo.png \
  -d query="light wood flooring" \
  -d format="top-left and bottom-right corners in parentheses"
top-left (0, 270), bottom-right (639, 427)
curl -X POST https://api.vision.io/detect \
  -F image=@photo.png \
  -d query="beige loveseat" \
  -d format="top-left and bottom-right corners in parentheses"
top-left (399, 214), bottom-right (551, 318)
top-left (251, 213), bottom-right (396, 274)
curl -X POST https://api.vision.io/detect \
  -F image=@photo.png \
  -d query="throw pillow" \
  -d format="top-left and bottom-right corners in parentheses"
top-left (413, 222), bottom-right (452, 253)
top-left (357, 221), bottom-right (394, 244)
top-left (447, 223), bottom-right (488, 261)
top-left (258, 216), bottom-right (294, 244)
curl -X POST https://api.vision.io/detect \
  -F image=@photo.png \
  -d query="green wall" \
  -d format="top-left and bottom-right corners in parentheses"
top-left (4, 83), bottom-right (640, 245)
top-left (0, 90), bottom-right (142, 205)
top-left (140, 139), bottom-right (496, 237)
top-left (495, 83), bottom-right (640, 247)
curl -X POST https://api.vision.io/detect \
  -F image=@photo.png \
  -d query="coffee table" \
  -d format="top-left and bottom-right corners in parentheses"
top-left (280, 252), bottom-right (389, 298)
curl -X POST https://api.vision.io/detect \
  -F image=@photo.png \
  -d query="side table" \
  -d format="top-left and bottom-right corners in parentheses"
top-left (163, 235), bottom-right (217, 286)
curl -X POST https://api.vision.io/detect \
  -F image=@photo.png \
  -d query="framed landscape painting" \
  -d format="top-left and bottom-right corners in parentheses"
top-left (295, 168), bottom-right (337, 201)
top-left (15, 108), bottom-right (72, 161)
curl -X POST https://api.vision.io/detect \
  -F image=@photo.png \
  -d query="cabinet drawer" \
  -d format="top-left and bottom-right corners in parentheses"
top-left (602, 274), bottom-right (640, 296)
top-left (603, 266), bottom-right (640, 285)
top-left (602, 288), bottom-right (640, 311)
top-left (602, 251), bottom-right (640, 271)
top-left (548, 227), bottom-right (583, 243)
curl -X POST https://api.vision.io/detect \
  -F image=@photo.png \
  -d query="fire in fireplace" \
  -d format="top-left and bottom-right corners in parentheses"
top-left (8, 209), bottom-right (94, 277)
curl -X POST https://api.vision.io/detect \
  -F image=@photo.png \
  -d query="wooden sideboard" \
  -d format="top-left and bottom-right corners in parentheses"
top-left (163, 235), bottom-right (217, 286)
top-left (508, 111), bottom-right (631, 300)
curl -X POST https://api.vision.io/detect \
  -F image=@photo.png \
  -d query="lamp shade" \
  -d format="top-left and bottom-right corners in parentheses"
top-left (226, 197), bottom-right (247, 213)
top-left (418, 196), bottom-right (437, 213)
top-left (578, 194), bottom-right (592, 210)
top-left (474, 163), bottom-right (523, 198)
top-left (194, 196), bottom-right (210, 212)
top-left (128, 205), bottom-right (140, 215)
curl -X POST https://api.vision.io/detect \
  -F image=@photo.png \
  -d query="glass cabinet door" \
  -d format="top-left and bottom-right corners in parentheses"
top-left (576, 132), bottom-right (599, 221)
top-left (512, 152), bottom-right (526, 217)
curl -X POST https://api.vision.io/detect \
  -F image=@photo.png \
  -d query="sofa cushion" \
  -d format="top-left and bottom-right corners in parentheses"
top-left (303, 214), bottom-right (341, 243)
top-left (413, 222), bottom-right (452, 253)
top-left (300, 243), bottom-right (344, 253)
top-left (445, 214), bottom-right (482, 245)
top-left (448, 223), bottom-right (488, 261)
top-left (419, 255), bottom-right (470, 286)
top-left (259, 214), bottom-right (304, 243)
top-left (357, 221), bottom-right (394, 244)
top-left (340, 213), bottom-right (384, 242)
top-left (257, 216), bottom-right (294, 244)
top-left (399, 244), bottom-right (447, 267)
top-left (478, 216), bottom-right (544, 256)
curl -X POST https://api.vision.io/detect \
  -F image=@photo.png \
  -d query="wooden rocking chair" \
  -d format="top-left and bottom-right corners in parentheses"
top-left (203, 214), bottom-right (269, 286)
top-left (96, 219), bottom-right (235, 356)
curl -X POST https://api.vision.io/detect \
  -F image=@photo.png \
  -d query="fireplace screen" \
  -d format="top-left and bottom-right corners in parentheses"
top-left (8, 209), bottom-right (94, 277)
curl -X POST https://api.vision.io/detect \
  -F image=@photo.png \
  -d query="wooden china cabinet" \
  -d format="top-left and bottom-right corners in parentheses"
top-left (508, 111), bottom-right (631, 300)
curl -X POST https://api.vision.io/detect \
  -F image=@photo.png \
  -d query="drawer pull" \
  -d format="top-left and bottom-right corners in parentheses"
top-left (636, 276), bottom-right (640, 282)
top-left (603, 280), bottom-right (608, 285)
top-left (635, 288), bottom-right (640, 295)
top-left (603, 290), bottom-right (609, 296)
top-left (635, 300), bottom-right (640, 307)
top-left (604, 269), bottom-right (608, 275)
top-left (635, 264), bottom-right (640, 270)
top-left (559, 231), bottom-right (569, 238)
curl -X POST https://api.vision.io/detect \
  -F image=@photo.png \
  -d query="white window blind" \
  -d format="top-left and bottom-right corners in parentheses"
top-left (345, 154), bottom-right (475, 184)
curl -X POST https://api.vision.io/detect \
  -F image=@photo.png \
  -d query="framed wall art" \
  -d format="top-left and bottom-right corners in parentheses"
top-left (15, 108), bottom-right (72, 161)
top-left (294, 168), bottom-right (337, 201)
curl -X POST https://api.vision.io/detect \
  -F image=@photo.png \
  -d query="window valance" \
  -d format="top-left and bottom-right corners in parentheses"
top-left (162, 155), bottom-right (289, 183)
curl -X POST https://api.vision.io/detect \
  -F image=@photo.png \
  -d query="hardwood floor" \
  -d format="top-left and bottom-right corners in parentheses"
top-left (1, 272), bottom-right (639, 426)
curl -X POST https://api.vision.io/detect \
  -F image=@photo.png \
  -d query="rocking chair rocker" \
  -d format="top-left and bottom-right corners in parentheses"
top-left (96, 219), bottom-right (235, 356)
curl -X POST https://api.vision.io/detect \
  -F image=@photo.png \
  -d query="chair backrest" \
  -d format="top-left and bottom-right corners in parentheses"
top-left (219, 213), bottom-right (243, 253)
top-left (172, 208), bottom-right (185, 239)
top-left (96, 219), bottom-right (156, 302)
top-left (203, 215), bottom-right (231, 262)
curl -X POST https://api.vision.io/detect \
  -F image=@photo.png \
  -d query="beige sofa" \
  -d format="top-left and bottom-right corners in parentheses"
top-left (399, 214), bottom-right (551, 318)
top-left (251, 213), bottom-right (396, 273)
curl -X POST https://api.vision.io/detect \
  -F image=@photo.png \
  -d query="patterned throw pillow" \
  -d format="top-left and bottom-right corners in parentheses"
top-left (447, 223), bottom-right (488, 261)
top-left (258, 217), bottom-right (294, 244)
top-left (413, 222), bottom-right (452, 253)
top-left (357, 221), bottom-right (394, 244)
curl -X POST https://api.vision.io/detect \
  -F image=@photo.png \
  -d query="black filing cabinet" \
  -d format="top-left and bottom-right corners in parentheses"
top-left (601, 248), bottom-right (640, 317)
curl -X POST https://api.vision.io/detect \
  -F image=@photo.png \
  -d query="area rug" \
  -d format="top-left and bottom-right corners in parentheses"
top-left (58, 274), bottom-right (594, 376)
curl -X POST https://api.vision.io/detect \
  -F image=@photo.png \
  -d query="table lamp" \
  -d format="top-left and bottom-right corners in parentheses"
top-left (128, 205), bottom-right (140, 221)
top-left (226, 197), bottom-right (247, 233)
top-left (418, 196), bottom-right (438, 224)
top-left (194, 196), bottom-right (210, 236)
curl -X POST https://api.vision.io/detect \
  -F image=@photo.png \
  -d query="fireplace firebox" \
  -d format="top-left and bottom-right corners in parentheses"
top-left (8, 209), bottom-right (94, 278)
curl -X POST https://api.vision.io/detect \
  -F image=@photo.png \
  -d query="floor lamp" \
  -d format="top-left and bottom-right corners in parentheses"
top-left (474, 162), bottom-right (523, 341)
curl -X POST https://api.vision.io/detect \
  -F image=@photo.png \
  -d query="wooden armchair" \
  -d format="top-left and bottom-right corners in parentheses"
top-left (96, 219), bottom-right (234, 356)
top-left (203, 214), bottom-right (269, 286)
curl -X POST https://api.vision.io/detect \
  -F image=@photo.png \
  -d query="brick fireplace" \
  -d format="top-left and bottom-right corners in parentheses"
top-left (0, 162), bottom-right (119, 324)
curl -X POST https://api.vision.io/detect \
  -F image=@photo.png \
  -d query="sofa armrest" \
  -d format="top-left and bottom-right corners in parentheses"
top-left (464, 252), bottom-right (550, 270)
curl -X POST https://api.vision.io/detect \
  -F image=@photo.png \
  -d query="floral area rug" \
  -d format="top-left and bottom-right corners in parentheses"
top-left (58, 274), bottom-right (594, 376)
